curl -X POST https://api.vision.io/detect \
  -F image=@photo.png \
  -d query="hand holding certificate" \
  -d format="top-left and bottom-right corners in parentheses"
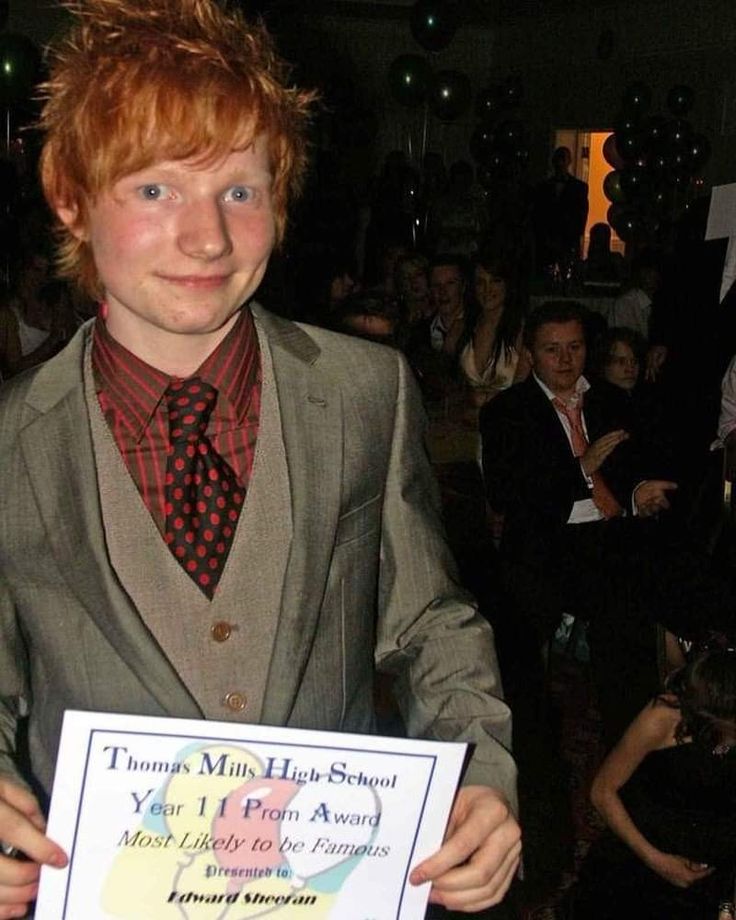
top-left (34, 712), bottom-right (468, 919)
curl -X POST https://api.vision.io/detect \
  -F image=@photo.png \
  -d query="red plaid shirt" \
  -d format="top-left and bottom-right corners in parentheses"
top-left (92, 309), bottom-right (261, 534)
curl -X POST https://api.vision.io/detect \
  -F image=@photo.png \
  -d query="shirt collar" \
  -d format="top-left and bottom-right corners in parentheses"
top-left (92, 307), bottom-right (260, 442)
top-left (534, 372), bottom-right (590, 406)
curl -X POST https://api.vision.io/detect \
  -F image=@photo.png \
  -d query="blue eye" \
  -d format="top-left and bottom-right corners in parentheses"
top-left (224, 185), bottom-right (252, 202)
top-left (138, 184), bottom-right (170, 200)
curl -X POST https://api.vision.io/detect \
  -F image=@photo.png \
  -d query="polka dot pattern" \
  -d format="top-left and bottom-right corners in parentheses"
top-left (164, 378), bottom-right (243, 599)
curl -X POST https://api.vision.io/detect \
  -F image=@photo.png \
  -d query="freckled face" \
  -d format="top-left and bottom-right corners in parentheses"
top-left (62, 137), bottom-right (275, 356)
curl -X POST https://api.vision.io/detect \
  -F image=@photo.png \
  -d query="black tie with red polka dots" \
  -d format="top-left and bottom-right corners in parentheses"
top-left (163, 378), bottom-right (243, 598)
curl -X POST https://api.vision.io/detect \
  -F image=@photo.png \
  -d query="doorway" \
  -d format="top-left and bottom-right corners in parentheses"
top-left (553, 129), bottom-right (624, 257)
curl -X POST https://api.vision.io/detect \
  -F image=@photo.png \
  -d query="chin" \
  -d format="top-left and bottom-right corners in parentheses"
top-left (165, 304), bottom-right (242, 334)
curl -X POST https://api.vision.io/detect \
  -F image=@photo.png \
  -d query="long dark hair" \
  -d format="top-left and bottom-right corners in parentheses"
top-left (459, 250), bottom-right (525, 370)
top-left (662, 649), bottom-right (736, 750)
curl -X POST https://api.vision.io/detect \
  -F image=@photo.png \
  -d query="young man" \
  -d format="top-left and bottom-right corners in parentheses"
top-left (0, 1), bottom-right (519, 915)
top-left (428, 256), bottom-right (466, 355)
top-left (480, 302), bottom-right (677, 741)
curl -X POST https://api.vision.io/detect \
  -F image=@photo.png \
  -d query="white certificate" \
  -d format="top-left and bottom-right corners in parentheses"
top-left (36, 711), bottom-right (467, 919)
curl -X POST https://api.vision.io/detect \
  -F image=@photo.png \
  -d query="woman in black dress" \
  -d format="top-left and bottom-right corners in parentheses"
top-left (567, 648), bottom-right (736, 919)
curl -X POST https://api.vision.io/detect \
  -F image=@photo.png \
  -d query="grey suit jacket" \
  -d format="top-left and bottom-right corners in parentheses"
top-left (0, 305), bottom-right (515, 807)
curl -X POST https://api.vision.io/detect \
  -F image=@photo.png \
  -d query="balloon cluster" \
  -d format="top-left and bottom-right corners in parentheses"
top-left (0, 31), bottom-right (41, 111)
top-left (388, 1), bottom-right (471, 123)
top-left (468, 77), bottom-right (528, 189)
top-left (603, 82), bottom-right (710, 243)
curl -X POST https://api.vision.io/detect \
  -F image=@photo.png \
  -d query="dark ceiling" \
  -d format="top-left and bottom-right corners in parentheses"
top-left (254, 0), bottom-right (641, 26)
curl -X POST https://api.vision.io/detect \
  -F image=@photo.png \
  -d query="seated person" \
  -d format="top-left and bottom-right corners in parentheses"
top-left (480, 300), bottom-right (677, 742)
top-left (456, 249), bottom-right (529, 408)
top-left (609, 251), bottom-right (662, 341)
top-left (394, 252), bottom-right (431, 328)
top-left (427, 255), bottom-right (467, 356)
top-left (590, 327), bottom-right (675, 480)
top-left (332, 289), bottom-right (400, 347)
top-left (581, 222), bottom-right (624, 285)
top-left (567, 647), bottom-right (736, 919)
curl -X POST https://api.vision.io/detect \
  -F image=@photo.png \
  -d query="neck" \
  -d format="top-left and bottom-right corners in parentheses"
top-left (105, 312), bottom-right (242, 377)
top-left (479, 304), bottom-right (503, 324)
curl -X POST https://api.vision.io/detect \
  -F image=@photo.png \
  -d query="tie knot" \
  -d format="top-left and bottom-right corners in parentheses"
top-left (165, 377), bottom-right (217, 443)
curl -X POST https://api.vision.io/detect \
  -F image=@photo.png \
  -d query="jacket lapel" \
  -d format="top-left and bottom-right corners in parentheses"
top-left (19, 325), bottom-right (201, 718)
top-left (527, 376), bottom-right (575, 458)
top-left (252, 308), bottom-right (344, 726)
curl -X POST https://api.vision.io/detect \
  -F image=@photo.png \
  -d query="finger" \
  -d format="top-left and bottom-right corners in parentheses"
top-left (432, 839), bottom-right (521, 911)
top-left (411, 800), bottom-right (514, 886)
top-left (0, 784), bottom-right (45, 834)
top-left (0, 877), bottom-right (39, 906)
top-left (425, 818), bottom-right (521, 894)
top-left (0, 855), bottom-right (40, 888)
top-left (0, 799), bottom-right (66, 871)
top-left (0, 906), bottom-right (37, 920)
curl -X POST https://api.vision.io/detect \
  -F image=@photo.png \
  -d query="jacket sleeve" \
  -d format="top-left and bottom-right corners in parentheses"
top-left (0, 575), bottom-right (30, 790)
top-left (374, 353), bottom-right (517, 812)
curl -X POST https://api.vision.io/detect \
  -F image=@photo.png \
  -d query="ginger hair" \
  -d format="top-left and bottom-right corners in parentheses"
top-left (39, 0), bottom-right (315, 298)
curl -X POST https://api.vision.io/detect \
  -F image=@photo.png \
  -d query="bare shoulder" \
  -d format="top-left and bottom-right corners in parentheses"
top-left (633, 696), bottom-right (681, 750)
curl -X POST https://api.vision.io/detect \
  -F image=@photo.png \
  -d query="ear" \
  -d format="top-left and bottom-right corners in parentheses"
top-left (55, 201), bottom-right (87, 241)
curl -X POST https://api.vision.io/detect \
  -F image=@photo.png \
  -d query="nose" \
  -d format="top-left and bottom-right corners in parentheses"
top-left (177, 199), bottom-right (233, 261)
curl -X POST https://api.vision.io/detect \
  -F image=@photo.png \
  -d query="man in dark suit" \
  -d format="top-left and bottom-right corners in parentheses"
top-left (480, 301), bottom-right (677, 741)
top-left (533, 147), bottom-right (589, 274)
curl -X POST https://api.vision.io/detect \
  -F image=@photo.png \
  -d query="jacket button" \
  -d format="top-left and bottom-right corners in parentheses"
top-left (223, 692), bottom-right (246, 712)
top-left (211, 621), bottom-right (233, 642)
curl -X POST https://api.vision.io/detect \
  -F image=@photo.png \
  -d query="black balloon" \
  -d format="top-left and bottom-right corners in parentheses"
top-left (603, 170), bottom-right (625, 204)
top-left (0, 33), bottom-right (41, 107)
top-left (641, 115), bottom-right (668, 152)
top-left (498, 76), bottom-right (523, 109)
top-left (649, 183), bottom-right (672, 214)
top-left (603, 134), bottom-right (624, 170)
top-left (649, 151), bottom-right (670, 175)
top-left (388, 54), bottom-right (432, 108)
top-left (484, 150), bottom-right (508, 171)
top-left (619, 165), bottom-right (650, 200)
top-left (470, 124), bottom-right (495, 164)
top-left (511, 145), bottom-right (529, 169)
top-left (613, 112), bottom-right (644, 162)
top-left (494, 118), bottom-right (526, 151)
top-left (663, 118), bottom-right (693, 151)
top-left (428, 69), bottom-right (471, 121)
top-left (615, 128), bottom-right (644, 163)
top-left (477, 164), bottom-right (498, 190)
top-left (475, 85), bottom-right (499, 122)
top-left (667, 84), bottom-right (694, 117)
top-left (410, 0), bottom-right (458, 53)
top-left (622, 81), bottom-right (652, 115)
top-left (614, 112), bottom-right (640, 137)
top-left (606, 202), bottom-right (626, 225)
top-left (688, 133), bottom-right (711, 172)
top-left (607, 206), bottom-right (642, 243)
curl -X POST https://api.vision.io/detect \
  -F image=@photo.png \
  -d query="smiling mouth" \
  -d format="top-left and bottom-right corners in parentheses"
top-left (158, 274), bottom-right (231, 290)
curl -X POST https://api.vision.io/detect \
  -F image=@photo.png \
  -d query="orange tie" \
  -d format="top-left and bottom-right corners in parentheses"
top-left (552, 396), bottom-right (623, 519)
